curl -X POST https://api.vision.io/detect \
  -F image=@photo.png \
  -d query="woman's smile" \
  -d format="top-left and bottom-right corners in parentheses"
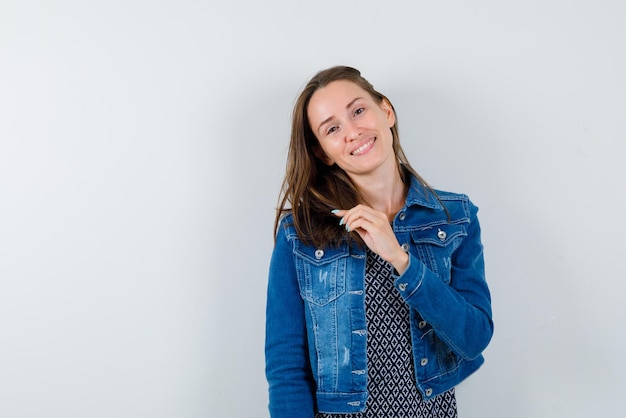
top-left (350, 138), bottom-right (376, 155)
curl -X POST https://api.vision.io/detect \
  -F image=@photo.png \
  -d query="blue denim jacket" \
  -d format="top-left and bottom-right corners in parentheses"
top-left (265, 177), bottom-right (493, 417)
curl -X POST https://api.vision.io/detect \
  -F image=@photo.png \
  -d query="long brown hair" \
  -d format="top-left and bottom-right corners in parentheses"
top-left (275, 66), bottom-right (433, 248)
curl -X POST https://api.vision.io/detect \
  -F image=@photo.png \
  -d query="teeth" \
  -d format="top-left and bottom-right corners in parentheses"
top-left (352, 139), bottom-right (374, 155)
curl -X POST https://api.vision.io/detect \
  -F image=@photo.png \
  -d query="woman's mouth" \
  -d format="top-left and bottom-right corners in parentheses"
top-left (351, 138), bottom-right (375, 155)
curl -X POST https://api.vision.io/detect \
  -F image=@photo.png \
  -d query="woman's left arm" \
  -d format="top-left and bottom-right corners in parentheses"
top-left (393, 203), bottom-right (493, 360)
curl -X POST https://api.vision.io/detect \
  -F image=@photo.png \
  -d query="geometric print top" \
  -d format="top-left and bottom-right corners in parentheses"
top-left (316, 250), bottom-right (457, 418)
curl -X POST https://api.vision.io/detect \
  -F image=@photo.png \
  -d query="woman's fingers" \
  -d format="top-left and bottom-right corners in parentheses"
top-left (330, 205), bottom-right (406, 265)
top-left (331, 205), bottom-right (409, 273)
top-left (332, 204), bottom-right (385, 232)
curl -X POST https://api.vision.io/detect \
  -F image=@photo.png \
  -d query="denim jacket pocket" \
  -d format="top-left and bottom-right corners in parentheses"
top-left (294, 244), bottom-right (348, 306)
top-left (423, 328), bottom-right (459, 374)
top-left (410, 224), bottom-right (467, 284)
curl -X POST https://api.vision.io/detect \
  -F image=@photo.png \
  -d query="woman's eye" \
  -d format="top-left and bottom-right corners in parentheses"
top-left (327, 126), bottom-right (338, 135)
top-left (354, 107), bottom-right (365, 116)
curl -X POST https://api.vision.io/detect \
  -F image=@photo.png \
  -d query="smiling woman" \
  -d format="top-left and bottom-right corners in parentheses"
top-left (265, 66), bottom-right (494, 418)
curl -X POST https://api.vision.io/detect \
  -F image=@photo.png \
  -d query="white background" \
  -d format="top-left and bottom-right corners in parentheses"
top-left (1, 1), bottom-right (625, 417)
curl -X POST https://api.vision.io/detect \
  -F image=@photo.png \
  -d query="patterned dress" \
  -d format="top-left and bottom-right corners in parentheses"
top-left (316, 250), bottom-right (457, 418)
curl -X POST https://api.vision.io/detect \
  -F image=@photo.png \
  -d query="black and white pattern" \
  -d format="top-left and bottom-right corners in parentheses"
top-left (316, 250), bottom-right (457, 418)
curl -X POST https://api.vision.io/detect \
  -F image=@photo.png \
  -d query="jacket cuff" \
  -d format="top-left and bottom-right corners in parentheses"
top-left (392, 254), bottom-right (425, 299)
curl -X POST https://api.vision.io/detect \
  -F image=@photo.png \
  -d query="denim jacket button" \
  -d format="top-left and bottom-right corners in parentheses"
top-left (398, 283), bottom-right (408, 291)
top-left (401, 243), bottom-right (409, 252)
top-left (420, 358), bottom-right (428, 366)
top-left (425, 388), bottom-right (433, 397)
top-left (437, 229), bottom-right (447, 241)
top-left (398, 212), bottom-right (406, 220)
top-left (315, 249), bottom-right (324, 259)
top-left (418, 320), bottom-right (427, 329)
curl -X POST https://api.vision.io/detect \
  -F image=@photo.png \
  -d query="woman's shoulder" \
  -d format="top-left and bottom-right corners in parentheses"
top-left (277, 211), bottom-right (294, 228)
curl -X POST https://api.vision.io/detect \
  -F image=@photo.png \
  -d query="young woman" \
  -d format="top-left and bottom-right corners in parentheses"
top-left (265, 66), bottom-right (493, 418)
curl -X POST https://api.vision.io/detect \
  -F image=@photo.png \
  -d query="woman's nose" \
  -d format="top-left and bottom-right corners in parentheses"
top-left (346, 122), bottom-right (360, 141)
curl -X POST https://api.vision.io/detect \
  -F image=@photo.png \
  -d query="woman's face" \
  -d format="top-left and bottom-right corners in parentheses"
top-left (307, 80), bottom-right (396, 179)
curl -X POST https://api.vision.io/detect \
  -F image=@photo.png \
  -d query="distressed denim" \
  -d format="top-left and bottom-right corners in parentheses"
top-left (265, 177), bottom-right (493, 418)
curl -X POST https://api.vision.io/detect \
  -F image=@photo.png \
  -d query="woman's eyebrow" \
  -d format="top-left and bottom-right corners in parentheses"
top-left (346, 97), bottom-right (364, 110)
top-left (317, 97), bottom-right (364, 133)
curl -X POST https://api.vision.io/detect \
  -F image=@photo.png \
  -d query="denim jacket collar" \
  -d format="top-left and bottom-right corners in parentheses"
top-left (405, 176), bottom-right (443, 210)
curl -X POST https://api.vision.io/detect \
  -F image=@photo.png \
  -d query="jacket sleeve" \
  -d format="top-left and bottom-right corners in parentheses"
top-left (265, 218), bottom-right (316, 418)
top-left (392, 201), bottom-right (493, 360)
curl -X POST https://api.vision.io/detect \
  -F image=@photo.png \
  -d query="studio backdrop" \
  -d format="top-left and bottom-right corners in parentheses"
top-left (1, 1), bottom-right (625, 417)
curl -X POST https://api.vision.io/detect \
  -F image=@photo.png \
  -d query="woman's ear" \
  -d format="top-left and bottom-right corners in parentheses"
top-left (381, 98), bottom-right (396, 127)
top-left (312, 144), bottom-right (335, 166)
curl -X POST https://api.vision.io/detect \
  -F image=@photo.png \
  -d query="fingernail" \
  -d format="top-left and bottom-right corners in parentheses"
top-left (331, 209), bottom-right (340, 214)
top-left (345, 224), bottom-right (350, 232)
top-left (339, 217), bottom-right (345, 226)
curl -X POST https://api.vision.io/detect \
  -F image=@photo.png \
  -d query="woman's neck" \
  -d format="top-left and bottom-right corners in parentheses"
top-left (353, 166), bottom-right (406, 221)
